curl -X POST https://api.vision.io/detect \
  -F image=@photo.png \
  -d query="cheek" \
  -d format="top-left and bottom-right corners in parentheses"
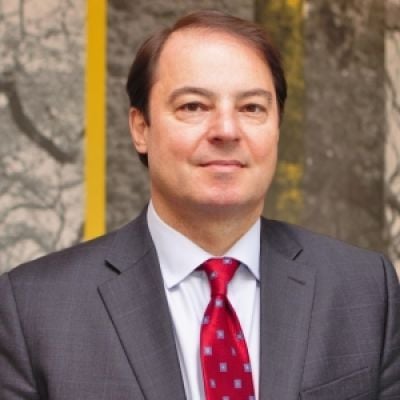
top-left (250, 130), bottom-right (279, 163)
top-left (150, 119), bottom-right (206, 162)
top-left (148, 131), bottom-right (190, 167)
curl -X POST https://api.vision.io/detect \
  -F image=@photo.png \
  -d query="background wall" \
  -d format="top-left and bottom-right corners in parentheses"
top-left (0, 0), bottom-right (399, 275)
top-left (0, 0), bottom-right (84, 271)
top-left (386, 0), bottom-right (400, 272)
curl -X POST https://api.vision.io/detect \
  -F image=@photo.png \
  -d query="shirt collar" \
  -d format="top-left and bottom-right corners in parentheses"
top-left (147, 201), bottom-right (260, 289)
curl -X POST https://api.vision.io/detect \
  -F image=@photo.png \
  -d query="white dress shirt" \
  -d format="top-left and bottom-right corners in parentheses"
top-left (147, 201), bottom-right (260, 399)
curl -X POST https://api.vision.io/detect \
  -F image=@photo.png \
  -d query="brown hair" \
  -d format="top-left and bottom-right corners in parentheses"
top-left (126, 9), bottom-right (287, 166)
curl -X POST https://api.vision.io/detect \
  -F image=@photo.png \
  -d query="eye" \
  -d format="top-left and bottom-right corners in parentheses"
top-left (240, 103), bottom-right (267, 114)
top-left (175, 101), bottom-right (210, 122)
top-left (178, 102), bottom-right (208, 112)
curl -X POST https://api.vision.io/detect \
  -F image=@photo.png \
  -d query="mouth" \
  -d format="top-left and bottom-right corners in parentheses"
top-left (200, 160), bottom-right (244, 167)
top-left (199, 160), bottom-right (245, 171)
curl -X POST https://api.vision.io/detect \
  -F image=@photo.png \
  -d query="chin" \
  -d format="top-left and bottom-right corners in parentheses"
top-left (194, 195), bottom-right (258, 213)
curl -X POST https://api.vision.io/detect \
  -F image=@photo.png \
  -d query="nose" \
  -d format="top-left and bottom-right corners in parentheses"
top-left (208, 108), bottom-right (240, 143)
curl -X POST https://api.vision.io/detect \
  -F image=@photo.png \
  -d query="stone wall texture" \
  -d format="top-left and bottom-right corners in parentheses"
top-left (385, 0), bottom-right (400, 271)
top-left (302, 0), bottom-right (386, 252)
top-left (0, 0), bottom-right (84, 274)
top-left (0, 0), bottom-right (398, 275)
top-left (256, 0), bottom-right (305, 224)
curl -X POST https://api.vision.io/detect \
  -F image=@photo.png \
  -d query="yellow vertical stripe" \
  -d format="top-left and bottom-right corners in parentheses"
top-left (84, 0), bottom-right (106, 240)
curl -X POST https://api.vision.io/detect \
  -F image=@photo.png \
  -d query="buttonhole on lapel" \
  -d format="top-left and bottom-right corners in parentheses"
top-left (288, 276), bottom-right (306, 285)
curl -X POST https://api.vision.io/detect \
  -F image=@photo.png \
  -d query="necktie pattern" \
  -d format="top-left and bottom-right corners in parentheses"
top-left (200, 257), bottom-right (255, 400)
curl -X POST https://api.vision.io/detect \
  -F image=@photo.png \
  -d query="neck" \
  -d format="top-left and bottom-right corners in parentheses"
top-left (151, 199), bottom-right (262, 255)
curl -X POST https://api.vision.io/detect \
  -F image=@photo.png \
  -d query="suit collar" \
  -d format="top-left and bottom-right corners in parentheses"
top-left (104, 209), bottom-right (153, 273)
top-left (101, 213), bottom-right (315, 400)
top-left (100, 209), bottom-right (186, 400)
top-left (259, 219), bottom-right (316, 400)
top-left (260, 218), bottom-right (304, 261)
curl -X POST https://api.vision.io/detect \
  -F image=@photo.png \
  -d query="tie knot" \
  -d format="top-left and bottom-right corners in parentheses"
top-left (202, 257), bottom-right (240, 296)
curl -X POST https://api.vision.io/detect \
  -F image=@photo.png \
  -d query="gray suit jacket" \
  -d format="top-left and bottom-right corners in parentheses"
top-left (1, 210), bottom-right (399, 400)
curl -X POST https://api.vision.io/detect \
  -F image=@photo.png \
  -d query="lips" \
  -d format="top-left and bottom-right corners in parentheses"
top-left (200, 160), bottom-right (244, 167)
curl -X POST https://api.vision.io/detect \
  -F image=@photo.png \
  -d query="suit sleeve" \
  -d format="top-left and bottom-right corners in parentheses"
top-left (379, 256), bottom-right (400, 399)
top-left (0, 273), bottom-right (40, 399)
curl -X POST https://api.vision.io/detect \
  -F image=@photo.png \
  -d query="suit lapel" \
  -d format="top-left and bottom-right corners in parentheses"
top-left (97, 212), bottom-right (315, 400)
top-left (259, 220), bottom-right (316, 400)
top-left (98, 211), bottom-right (186, 400)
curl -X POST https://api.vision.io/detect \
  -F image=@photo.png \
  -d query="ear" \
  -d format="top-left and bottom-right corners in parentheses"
top-left (129, 108), bottom-right (149, 155)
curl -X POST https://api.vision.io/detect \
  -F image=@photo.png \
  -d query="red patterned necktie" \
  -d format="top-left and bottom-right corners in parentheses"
top-left (200, 257), bottom-right (255, 400)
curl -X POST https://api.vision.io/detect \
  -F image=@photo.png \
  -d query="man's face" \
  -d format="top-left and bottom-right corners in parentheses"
top-left (131, 29), bottom-right (280, 222)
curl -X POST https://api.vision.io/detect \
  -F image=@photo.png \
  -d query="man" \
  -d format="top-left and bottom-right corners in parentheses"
top-left (0, 10), bottom-right (399, 400)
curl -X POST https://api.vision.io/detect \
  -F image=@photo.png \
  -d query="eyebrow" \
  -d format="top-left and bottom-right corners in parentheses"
top-left (168, 87), bottom-right (215, 104)
top-left (237, 89), bottom-right (273, 105)
top-left (167, 86), bottom-right (273, 105)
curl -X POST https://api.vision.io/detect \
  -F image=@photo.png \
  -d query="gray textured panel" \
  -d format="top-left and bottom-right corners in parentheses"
top-left (0, 0), bottom-right (84, 273)
top-left (303, 0), bottom-right (385, 252)
top-left (385, 0), bottom-right (400, 274)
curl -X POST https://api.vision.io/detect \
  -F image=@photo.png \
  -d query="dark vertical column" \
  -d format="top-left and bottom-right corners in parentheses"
top-left (303, 0), bottom-right (386, 251)
top-left (106, 0), bottom-right (254, 231)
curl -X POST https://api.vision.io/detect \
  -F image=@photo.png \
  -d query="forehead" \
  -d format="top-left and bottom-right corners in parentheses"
top-left (161, 27), bottom-right (261, 54)
top-left (153, 28), bottom-right (273, 90)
